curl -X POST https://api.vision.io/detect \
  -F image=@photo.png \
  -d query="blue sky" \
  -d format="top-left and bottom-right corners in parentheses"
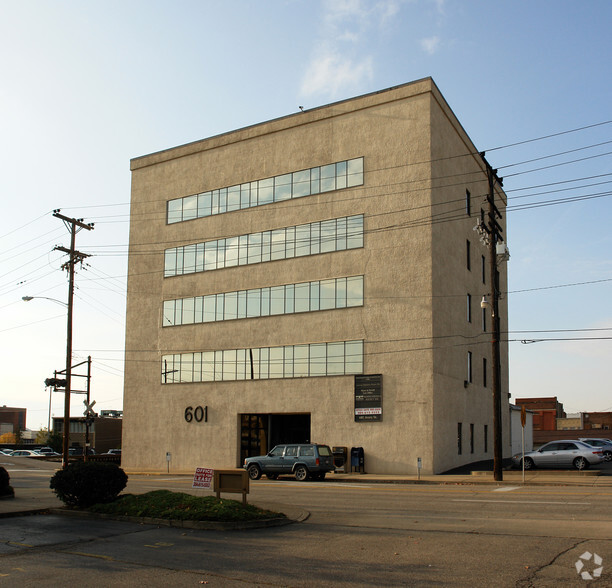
top-left (1, 0), bottom-right (610, 430)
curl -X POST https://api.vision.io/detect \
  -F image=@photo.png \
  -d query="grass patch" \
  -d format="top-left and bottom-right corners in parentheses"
top-left (87, 489), bottom-right (285, 522)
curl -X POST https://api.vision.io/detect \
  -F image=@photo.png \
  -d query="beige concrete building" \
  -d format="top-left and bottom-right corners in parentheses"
top-left (123, 78), bottom-right (510, 475)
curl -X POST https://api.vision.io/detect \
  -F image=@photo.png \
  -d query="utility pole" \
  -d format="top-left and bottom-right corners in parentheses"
top-left (53, 210), bottom-right (94, 469)
top-left (479, 155), bottom-right (505, 482)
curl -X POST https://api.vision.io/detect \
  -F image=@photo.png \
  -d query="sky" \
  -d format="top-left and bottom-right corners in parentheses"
top-left (1, 0), bottom-right (611, 431)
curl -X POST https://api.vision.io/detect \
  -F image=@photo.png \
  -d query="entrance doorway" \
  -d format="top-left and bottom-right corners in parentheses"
top-left (240, 413), bottom-right (311, 463)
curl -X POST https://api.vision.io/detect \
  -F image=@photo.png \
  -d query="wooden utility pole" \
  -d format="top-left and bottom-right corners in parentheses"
top-left (53, 210), bottom-right (94, 469)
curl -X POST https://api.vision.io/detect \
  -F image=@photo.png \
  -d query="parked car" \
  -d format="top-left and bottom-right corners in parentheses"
top-left (244, 443), bottom-right (335, 481)
top-left (105, 449), bottom-right (122, 455)
top-left (0, 448), bottom-right (13, 456)
top-left (579, 438), bottom-right (612, 462)
top-left (68, 447), bottom-right (96, 456)
top-left (512, 440), bottom-right (604, 470)
top-left (9, 450), bottom-right (41, 457)
top-left (37, 447), bottom-right (59, 456)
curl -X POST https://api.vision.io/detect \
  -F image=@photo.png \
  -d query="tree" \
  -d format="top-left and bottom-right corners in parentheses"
top-left (0, 432), bottom-right (16, 444)
top-left (36, 428), bottom-right (50, 444)
top-left (47, 430), bottom-right (63, 453)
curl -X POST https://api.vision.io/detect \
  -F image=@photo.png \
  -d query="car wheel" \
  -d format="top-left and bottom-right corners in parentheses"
top-left (266, 473), bottom-right (278, 480)
top-left (604, 451), bottom-right (612, 462)
top-left (247, 464), bottom-right (262, 480)
top-left (522, 457), bottom-right (535, 470)
top-left (294, 465), bottom-right (309, 481)
top-left (573, 457), bottom-right (589, 470)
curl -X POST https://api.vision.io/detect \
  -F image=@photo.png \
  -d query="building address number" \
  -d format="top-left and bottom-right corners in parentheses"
top-left (184, 405), bottom-right (208, 423)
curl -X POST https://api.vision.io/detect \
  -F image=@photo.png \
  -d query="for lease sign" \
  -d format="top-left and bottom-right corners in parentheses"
top-left (192, 467), bottom-right (214, 489)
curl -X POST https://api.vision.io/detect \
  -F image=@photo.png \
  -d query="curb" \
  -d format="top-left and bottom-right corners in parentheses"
top-left (49, 507), bottom-right (306, 531)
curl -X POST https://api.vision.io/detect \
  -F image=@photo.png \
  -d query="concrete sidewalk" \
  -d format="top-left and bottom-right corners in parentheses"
top-left (2, 463), bottom-right (611, 519)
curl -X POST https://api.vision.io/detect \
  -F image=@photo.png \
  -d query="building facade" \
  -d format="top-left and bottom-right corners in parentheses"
top-left (515, 397), bottom-right (565, 431)
top-left (123, 78), bottom-right (510, 475)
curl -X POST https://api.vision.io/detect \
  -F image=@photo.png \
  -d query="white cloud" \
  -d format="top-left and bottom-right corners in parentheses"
top-left (420, 35), bottom-right (441, 55)
top-left (300, 52), bottom-right (373, 98)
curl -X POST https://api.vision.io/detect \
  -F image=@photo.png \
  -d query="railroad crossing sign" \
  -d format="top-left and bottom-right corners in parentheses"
top-left (83, 399), bottom-right (97, 418)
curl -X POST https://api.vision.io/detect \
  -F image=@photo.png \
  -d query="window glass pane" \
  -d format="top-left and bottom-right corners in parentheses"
top-left (320, 279), bottom-right (335, 310)
top-left (270, 228), bottom-right (286, 260)
top-left (310, 166), bottom-right (320, 194)
top-left (202, 352), bottom-right (215, 381)
top-left (347, 157), bottom-right (364, 187)
top-left (216, 239), bottom-right (226, 269)
top-left (258, 178), bottom-right (274, 205)
top-left (193, 352), bottom-right (202, 382)
top-left (247, 288), bottom-right (260, 319)
top-left (223, 349), bottom-right (237, 381)
top-left (284, 345), bottom-right (294, 378)
top-left (293, 345), bottom-right (309, 377)
top-left (347, 215), bottom-right (364, 249)
top-left (164, 249), bottom-right (176, 277)
top-left (259, 347), bottom-right (269, 379)
top-left (327, 342), bottom-right (345, 375)
top-left (249, 348), bottom-right (259, 379)
top-left (194, 296), bottom-right (203, 323)
top-left (310, 222), bottom-right (320, 255)
top-left (198, 192), bottom-right (212, 217)
top-left (269, 347), bottom-right (284, 378)
top-left (181, 354), bottom-right (194, 383)
top-left (161, 355), bottom-right (172, 383)
top-left (216, 293), bottom-right (225, 321)
top-left (270, 286), bottom-right (285, 315)
top-left (285, 226), bottom-right (295, 258)
top-left (236, 348), bottom-right (247, 380)
top-left (294, 282), bottom-right (309, 313)
top-left (237, 290), bottom-right (247, 319)
top-left (211, 189), bottom-right (220, 215)
top-left (174, 299), bottom-right (182, 325)
top-left (248, 232), bottom-right (262, 264)
top-left (292, 170), bottom-right (310, 198)
top-left (336, 161), bottom-right (347, 189)
top-left (285, 284), bottom-right (295, 314)
top-left (204, 241), bottom-right (217, 271)
top-left (225, 236), bottom-right (238, 267)
top-left (184, 244), bottom-right (196, 274)
top-left (261, 231), bottom-right (271, 262)
top-left (320, 164), bottom-right (336, 192)
top-left (225, 291), bottom-right (238, 320)
top-left (203, 295), bottom-right (216, 322)
top-left (260, 287), bottom-right (270, 317)
top-left (162, 300), bottom-right (175, 326)
top-left (240, 183), bottom-right (250, 209)
top-left (218, 187), bottom-right (227, 214)
top-left (176, 248), bottom-right (184, 275)
top-left (167, 199), bottom-right (182, 224)
top-left (238, 235), bottom-right (248, 266)
top-left (249, 181), bottom-right (258, 207)
top-left (274, 174), bottom-right (292, 202)
top-left (345, 340), bottom-right (363, 373)
top-left (309, 343), bottom-right (326, 376)
top-left (227, 185), bottom-right (240, 212)
top-left (335, 277), bottom-right (347, 308)
top-left (320, 219), bottom-right (336, 253)
top-left (182, 297), bottom-right (195, 325)
top-left (183, 195), bottom-right (197, 221)
top-left (310, 281), bottom-right (320, 311)
top-left (214, 351), bottom-right (223, 381)
top-left (336, 217), bottom-right (347, 250)
top-left (295, 224), bottom-right (310, 257)
top-left (347, 276), bottom-right (364, 307)
top-left (196, 243), bottom-right (205, 272)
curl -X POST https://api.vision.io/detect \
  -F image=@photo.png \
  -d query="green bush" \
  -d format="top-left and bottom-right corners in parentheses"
top-left (0, 466), bottom-right (14, 497)
top-left (50, 461), bottom-right (127, 507)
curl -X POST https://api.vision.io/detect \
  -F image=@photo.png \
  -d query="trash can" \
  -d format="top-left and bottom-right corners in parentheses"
top-left (350, 447), bottom-right (365, 473)
top-left (332, 446), bottom-right (348, 473)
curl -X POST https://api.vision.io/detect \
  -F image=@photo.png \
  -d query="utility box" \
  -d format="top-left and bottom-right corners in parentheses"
top-left (350, 447), bottom-right (365, 473)
top-left (332, 446), bottom-right (348, 473)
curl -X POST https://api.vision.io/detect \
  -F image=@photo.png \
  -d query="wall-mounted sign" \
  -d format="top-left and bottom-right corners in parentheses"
top-left (354, 374), bottom-right (382, 422)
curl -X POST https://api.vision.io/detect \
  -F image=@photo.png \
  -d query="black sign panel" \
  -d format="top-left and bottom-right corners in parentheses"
top-left (354, 374), bottom-right (382, 422)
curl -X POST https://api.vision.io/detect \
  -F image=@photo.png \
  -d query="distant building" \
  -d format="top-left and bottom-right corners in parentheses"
top-left (123, 78), bottom-right (510, 475)
top-left (515, 397), bottom-right (565, 431)
top-left (52, 415), bottom-right (122, 454)
top-left (0, 406), bottom-right (26, 435)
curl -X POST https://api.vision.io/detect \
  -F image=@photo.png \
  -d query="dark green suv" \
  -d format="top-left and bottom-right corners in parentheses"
top-left (244, 443), bottom-right (334, 481)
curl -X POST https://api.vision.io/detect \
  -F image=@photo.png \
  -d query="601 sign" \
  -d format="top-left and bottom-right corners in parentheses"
top-left (184, 405), bottom-right (207, 423)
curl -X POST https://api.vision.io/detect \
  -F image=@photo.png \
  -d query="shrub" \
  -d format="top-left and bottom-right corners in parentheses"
top-left (0, 466), bottom-right (14, 497)
top-left (50, 461), bottom-right (128, 507)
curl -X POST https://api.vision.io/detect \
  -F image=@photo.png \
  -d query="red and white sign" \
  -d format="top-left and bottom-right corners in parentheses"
top-left (192, 467), bottom-right (214, 489)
